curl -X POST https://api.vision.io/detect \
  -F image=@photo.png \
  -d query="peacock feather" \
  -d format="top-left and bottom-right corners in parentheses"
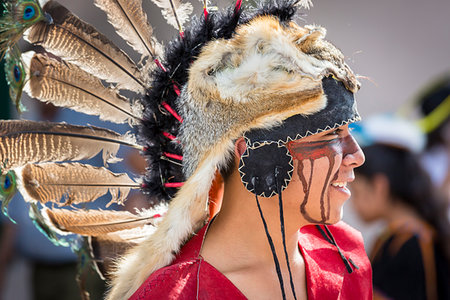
top-left (4, 45), bottom-right (27, 113)
top-left (28, 202), bottom-right (70, 247)
top-left (0, 0), bottom-right (49, 59)
top-left (0, 166), bottom-right (17, 221)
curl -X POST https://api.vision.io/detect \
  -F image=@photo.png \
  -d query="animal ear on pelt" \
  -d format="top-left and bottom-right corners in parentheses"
top-left (239, 142), bottom-right (293, 197)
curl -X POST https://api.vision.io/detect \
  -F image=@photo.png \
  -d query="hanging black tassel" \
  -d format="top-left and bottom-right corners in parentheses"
top-left (252, 176), bottom-right (286, 300)
top-left (275, 166), bottom-right (298, 300)
top-left (316, 225), bottom-right (359, 273)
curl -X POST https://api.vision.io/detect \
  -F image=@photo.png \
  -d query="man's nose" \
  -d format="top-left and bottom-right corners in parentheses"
top-left (342, 135), bottom-right (365, 168)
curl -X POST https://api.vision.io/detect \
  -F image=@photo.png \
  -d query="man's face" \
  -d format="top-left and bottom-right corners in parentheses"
top-left (285, 124), bottom-right (365, 224)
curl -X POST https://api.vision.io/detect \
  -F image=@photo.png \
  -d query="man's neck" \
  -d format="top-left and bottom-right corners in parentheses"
top-left (199, 169), bottom-right (308, 299)
top-left (201, 168), bottom-right (305, 270)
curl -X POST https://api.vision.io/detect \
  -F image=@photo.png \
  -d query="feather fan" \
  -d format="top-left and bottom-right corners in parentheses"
top-left (94, 0), bottom-right (161, 61)
top-left (17, 162), bottom-right (139, 206)
top-left (42, 207), bottom-right (160, 236)
top-left (22, 51), bottom-right (142, 124)
top-left (0, 120), bottom-right (139, 170)
top-left (150, 0), bottom-right (193, 32)
top-left (23, 1), bottom-right (146, 93)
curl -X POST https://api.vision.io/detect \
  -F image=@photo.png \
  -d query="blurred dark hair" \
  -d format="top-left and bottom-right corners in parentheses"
top-left (419, 74), bottom-right (450, 148)
top-left (355, 144), bottom-right (450, 262)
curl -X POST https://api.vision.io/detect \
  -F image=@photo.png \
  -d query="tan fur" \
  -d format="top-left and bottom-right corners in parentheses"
top-left (107, 15), bottom-right (359, 299)
top-left (107, 140), bottom-right (234, 299)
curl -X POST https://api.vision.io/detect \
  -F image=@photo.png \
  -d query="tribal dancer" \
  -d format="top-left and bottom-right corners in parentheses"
top-left (0, 0), bottom-right (372, 299)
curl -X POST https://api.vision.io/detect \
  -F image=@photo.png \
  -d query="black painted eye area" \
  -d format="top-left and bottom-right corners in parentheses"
top-left (23, 5), bottom-right (36, 20)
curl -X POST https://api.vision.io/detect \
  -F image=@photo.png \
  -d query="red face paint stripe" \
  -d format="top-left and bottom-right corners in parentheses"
top-left (287, 138), bottom-right (341, 160)
top-left (287, 135), bottom-right (360, 161)
top-left (290, 134), bottom-right (360, 224)
top-left (299, 159), bottom-right (319, 223)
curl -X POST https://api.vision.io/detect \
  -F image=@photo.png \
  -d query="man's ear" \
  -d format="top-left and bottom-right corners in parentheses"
top-left (234, 137), bottom-right (247, 158)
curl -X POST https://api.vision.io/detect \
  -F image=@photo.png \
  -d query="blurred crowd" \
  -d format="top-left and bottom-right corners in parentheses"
top-left (350, 75), bottom-right (450, 300)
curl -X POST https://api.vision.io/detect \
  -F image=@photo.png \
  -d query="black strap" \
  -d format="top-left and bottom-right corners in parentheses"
top-left (276, 167), bottom-right (298, 300)
top-left (253, 176), bottom-right (286, 300)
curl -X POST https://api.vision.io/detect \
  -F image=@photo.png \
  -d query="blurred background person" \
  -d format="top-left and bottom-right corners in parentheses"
top-left (350, 115), bottom-right (450, 300)
top-left (417, 74), bottom-right (450, 200)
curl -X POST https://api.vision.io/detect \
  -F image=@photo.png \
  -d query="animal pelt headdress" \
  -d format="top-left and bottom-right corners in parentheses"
top-left (0, 0), bottom-right (360, 299)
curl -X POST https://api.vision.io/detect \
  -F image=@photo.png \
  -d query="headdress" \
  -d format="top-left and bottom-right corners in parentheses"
top-left (0, 0), bottom-right (360, 299)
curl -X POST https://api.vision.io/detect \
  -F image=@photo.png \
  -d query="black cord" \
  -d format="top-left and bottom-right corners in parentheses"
top-left (253, 177), bottom-right (286, 300)
top-left (324, 225), bottom-right (359, 271)
top-left (276, 167), bottom-right (298, 300)
top-left (315, 225), bottom-right (359, 273)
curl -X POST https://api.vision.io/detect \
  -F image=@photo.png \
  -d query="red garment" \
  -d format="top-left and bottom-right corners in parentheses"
top-left (130, 222), bottom-right (372, 300)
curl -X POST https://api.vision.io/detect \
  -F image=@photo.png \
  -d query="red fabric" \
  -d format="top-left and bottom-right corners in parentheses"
top-left (130, 222), bottom-right (372, 300)
top-left (299, 223), bottom-right (373, 300)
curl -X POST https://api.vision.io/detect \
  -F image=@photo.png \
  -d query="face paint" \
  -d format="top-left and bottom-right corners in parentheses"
top-left (286, 134), bottom-right (360, 223)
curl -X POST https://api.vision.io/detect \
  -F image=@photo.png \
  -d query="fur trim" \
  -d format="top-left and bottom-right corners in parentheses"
top-left (107, 138), bottom-right (234, 300)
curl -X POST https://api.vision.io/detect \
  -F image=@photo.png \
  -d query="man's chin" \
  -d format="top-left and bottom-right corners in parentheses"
top-left (324, 208), bottom-right (344, 225)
